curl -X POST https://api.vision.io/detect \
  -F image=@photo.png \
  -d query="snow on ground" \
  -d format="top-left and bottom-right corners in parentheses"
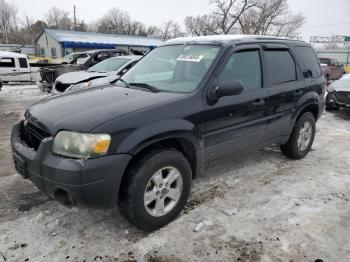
top-left (0, 84), bottom-right (350, 262)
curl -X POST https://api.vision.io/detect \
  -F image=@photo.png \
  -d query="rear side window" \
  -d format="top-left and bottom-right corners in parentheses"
top-left (18, 58), bottom-right (28, 68)
top-left (265, 50), bottom-right (297, 85)
top-left (295, 46), bottom-right (322, 78)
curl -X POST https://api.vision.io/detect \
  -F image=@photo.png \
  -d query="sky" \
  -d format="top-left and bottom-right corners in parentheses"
top-left (12, 0), bottom-right (350, 41)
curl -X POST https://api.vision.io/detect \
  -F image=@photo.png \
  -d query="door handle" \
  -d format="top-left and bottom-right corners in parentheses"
top-left (12, 69), bottom-right (17, 71)
top-left (251, 99), bottom-right (266, 107)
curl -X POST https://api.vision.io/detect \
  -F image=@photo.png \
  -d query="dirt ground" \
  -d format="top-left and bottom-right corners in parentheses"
top-left (0, 84), bottom-right (349, 262)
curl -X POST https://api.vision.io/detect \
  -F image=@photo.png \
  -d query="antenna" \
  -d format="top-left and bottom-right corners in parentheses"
top-left (73, 5), bottom-right (77, 31)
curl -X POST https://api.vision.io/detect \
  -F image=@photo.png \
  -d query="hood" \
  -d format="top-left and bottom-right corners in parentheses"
top-left (332, 74), bottom-right (350, 92)
top-left (56, 71), bottom-right (109, 85)
top-left (27, 85), bottom-right (183, 135)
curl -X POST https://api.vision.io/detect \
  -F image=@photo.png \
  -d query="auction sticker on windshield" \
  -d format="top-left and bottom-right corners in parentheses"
top-left (177, 54), bottom-right (204, 62)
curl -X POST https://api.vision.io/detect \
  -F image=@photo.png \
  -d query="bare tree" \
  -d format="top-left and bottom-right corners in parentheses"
top-left (45, 7), bottom-right (72, 30)
top-left (95, 8), bottom-right (131, 34)
top-left (210, 0), bottom-right (258, 34)
top-left (184, 15), bottom-right (218, 36)
top-left (0, 0), bottom-right (18, 43)
top-left (156, 20), bottom-right (184, 39)
top-left (238, 0), bottom-right (305, 37)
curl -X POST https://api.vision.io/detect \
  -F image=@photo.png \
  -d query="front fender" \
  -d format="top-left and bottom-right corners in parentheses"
top-left (116, 118), bottom-right (204, 154)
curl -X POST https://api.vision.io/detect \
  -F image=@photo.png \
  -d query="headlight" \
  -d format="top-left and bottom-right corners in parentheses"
top-left (67, 81), bottom-right (92, 92)
top-left (52, 131), bottom-right (111, 159)
top-left (327, 84), bottom-right (335, 93)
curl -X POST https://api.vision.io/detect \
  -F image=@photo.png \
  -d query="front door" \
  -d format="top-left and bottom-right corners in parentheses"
top-left (204, 46), bottom-right (269, 161)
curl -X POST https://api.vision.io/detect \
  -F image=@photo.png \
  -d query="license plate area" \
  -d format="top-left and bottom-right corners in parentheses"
top-left (13, 153), bottom-right (27, 178)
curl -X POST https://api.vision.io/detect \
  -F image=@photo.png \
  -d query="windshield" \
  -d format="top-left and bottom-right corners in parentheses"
top-left (121, 45), bottom-right (221, 93)
top-left (319, 58), bottom-right (330, 65)
top-left (88, 58), bottom-right (129, 73)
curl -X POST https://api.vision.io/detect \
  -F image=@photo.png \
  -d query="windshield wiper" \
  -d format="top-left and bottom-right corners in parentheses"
top-left (116, 78), bottom-right (131, 88)
top-left (129, 82), bottom-right (160, 93)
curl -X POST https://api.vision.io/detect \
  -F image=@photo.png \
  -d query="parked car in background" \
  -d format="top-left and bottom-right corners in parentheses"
top-left (326, 73), bottom-right (350, 110)
top-left (0, 51), bottom-right (40, 83)
top-left (319, 57), bottom-right (346, 80)
top-left (52, 56), bottom-right (141, 94)
top-left (321, 63), bottom-right (331, 82)
top-left (11, 35), bottom-right (325, 231)
top-left (53, 52), bottom-right (90, 64)
top-left (37, 49), bottom-right (128, 91)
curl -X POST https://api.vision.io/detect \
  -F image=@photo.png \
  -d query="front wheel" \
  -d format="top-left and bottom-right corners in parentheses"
top-left (118, 148), bottom-right (192, 231)
top-left (281, 112), bottom-right (316, 159)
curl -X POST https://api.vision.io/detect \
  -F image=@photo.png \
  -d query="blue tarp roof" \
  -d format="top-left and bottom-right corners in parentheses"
top-left (44, 29), bottom-right (164, 49)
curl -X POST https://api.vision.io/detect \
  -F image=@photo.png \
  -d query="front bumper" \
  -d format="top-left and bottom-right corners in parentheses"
top-left (11, 122), bottom-right (132, 209)
top-left (326, 92), bottom-right (350, 109)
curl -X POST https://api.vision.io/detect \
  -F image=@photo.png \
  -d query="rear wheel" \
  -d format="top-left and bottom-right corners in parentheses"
top-left (118, 148), bottom-right (192, 231)
top-left (281, 112), bottom-right (316, 159)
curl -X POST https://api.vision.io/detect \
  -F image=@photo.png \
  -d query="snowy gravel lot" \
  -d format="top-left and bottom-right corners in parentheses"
top-left (0, 84), bottom-right (350, 262)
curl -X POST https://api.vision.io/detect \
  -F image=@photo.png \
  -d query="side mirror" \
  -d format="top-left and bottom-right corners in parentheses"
top-left (208, 81), bottom-right (243, 100)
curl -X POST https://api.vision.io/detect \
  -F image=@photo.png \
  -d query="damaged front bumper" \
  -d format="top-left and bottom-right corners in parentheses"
top-left (10, 122), bottom-right (132, 209)
top-left (326, 91), bottom-right (350, 109)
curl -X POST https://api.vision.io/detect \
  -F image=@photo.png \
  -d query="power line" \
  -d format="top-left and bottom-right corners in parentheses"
top-left (304, 21), bottom-right (350, 29)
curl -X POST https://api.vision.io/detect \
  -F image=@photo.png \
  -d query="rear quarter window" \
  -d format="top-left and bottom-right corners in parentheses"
top-left (295, 46), bottom-right (322, 78)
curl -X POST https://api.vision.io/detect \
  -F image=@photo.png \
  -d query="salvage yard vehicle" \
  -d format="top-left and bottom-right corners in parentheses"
top-left (52, 56), bottom-right (142, 94)
top-left (0, 51), bottom-right (40, 83)
top-left (53, 51), bottom-right (89, 64)
top-left (319, 57), bottom-right (346, 80)
top-left (11, 35), bottom-right (326, 231)
top-left (38, 49), bottom-right (128, 91)
top-left (326, 73), bottom-right (350, 110)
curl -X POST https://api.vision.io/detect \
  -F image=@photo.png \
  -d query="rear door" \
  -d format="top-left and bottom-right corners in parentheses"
top-left (0, 56), bottom-right (18, 81)
top-left (263, 44), bottom-right (304, 140)
top-left (204, 45), bottom-right (269, 161)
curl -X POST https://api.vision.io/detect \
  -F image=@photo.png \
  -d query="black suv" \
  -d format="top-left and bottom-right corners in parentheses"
top-left (11, 35), bottom-right (325, 231)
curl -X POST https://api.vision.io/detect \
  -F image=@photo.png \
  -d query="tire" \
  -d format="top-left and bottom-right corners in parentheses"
top-left (280, 112), bottom-right (316, 159)
top-left (118, 148), bottom-right (192, 231)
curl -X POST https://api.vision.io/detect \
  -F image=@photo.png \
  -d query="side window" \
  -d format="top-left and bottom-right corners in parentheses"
top-left (265, 50), bottom-right (297, 85)
top-left (51, 47), bottom-right (57, 59)
top-left (217, 50), bottom-right (262, 91)
top-left (96, 52), bottom-right (109, 62)
top-left (40, 48), bottom-right (45, 57)
top-left (294, 46), bottom-right (321, 78)
top-left (18, 58), bottom-right (28, 68)
top-left (0, 57), bottom-right (15, 67)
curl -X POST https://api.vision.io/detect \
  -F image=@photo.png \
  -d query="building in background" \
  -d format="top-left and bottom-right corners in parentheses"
top-left (35, 29), bottom-right (164, 59)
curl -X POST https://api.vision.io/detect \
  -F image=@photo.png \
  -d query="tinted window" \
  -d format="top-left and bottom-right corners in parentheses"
top-left (295, 47), bottom-right (321, 78)
top-left (218, 50), bottom-right (262, 90)
top-left (0, 57), bottom-right (15, 67)
top-left (18, 58), bottom-right (28, 68)
top-left (265, 50), bottom-right (297, 85)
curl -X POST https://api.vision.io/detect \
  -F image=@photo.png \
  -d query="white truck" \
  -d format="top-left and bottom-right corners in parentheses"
top-left (0, 51), bottom-right (40, 83)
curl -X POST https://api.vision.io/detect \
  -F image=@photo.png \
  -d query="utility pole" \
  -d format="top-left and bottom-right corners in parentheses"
top-left (73, 5), bottom-right (77, 31)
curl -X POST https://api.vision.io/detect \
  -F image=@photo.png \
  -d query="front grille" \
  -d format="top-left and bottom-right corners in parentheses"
top-left (334, 91), bottom-right (350, 104)
top-left (20, 121), bottom-right (51, 150)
